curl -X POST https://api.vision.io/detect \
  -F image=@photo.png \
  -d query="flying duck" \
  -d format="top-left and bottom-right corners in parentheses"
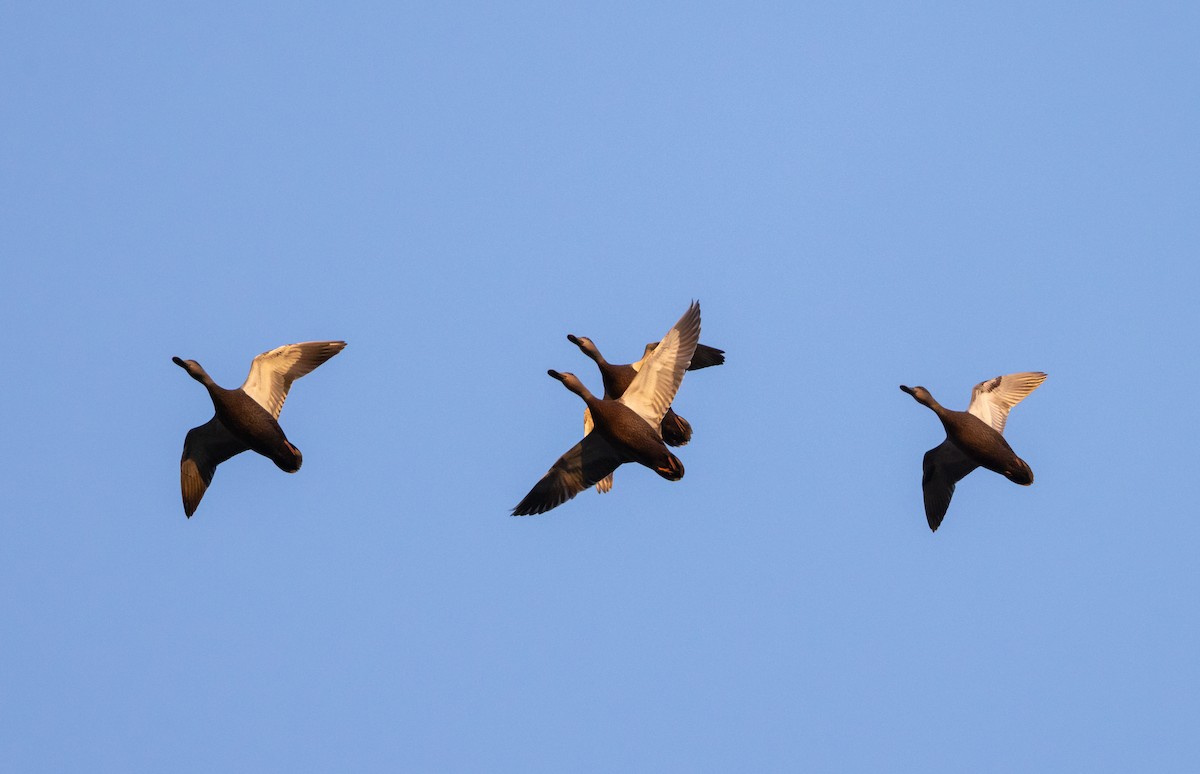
top-left (173, 340), bottom-right (346, 517)
top-left (900, 371), bottom-right (1047, 531)
top-left (513, 302), bottom-right (702, 515)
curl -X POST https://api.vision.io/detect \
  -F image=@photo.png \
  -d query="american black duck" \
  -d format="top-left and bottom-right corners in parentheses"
top-left (900, 371), bottom-right (1047, 531)
top-left (173, 340), bottom-right (346, 517)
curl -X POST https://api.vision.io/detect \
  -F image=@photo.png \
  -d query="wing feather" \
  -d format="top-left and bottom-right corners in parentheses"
top-left (967, 371), bottom-right (1047, 434)
top-left (241, 341), bottom-right (347, 418)
top-left (512, 434), bottom-right (623, 515)
top-left (180, 417), bottom-right (249, 517)
top-left (619, 302), bottom-right (701, 428)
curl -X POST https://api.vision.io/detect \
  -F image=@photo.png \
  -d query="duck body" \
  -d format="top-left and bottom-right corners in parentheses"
top-left (571, 347), bottom-right (694, 449)
top-left (583, 387), bottom-right (683, 480)
top-left (174, 357), bottom-right (302, 472)
top-left (209, 384), bottom-right (302, 472)
top-left (932, 406), bottom-right (1032, 485)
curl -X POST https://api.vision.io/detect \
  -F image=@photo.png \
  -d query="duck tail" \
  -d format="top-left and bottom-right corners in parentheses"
top-left (1005, 458), bottom-right (1033, 486)
top-left (655, 453), bottom-right (685, 481)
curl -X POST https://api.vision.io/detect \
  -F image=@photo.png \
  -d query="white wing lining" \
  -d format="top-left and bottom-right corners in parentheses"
top-left (241, 341), bottom-right (347, 418)
top-left (966, 371), bottom-right (1047, 434)
top-left (618, 302), bottom-right (701, 429)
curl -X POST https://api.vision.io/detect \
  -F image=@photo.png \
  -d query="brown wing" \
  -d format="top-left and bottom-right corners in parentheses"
top-left (180, 417), bottom-right (249, 518)
top-left (921, 440), bottom-right (980, 532)
top-left (512, 433), bottom-right (624, 516)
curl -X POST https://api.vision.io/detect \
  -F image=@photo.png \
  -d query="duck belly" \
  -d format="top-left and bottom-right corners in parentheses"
top-left (945, 418), bottom-right (1030, 484)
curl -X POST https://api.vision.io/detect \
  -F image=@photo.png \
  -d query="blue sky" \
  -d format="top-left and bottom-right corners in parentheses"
top-left (2, 1), bottom-right (1198, 771)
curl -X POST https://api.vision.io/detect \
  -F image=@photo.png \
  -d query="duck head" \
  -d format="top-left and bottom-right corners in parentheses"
top-left (173, 356), bottom-right (211, 384)
top-left (547, 369), bottom-right (593, 400)
top-left (899, 384), bottom-right (936, 408)
top-left (566, 334), bottom-right (603, 362)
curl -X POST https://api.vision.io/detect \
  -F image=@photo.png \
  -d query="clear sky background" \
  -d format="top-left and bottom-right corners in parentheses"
top-left (2, 2), bottom-right (1198, 771)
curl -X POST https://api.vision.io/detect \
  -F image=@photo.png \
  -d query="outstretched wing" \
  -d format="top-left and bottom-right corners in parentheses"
top-left (241, 341), bottom-right (347, 418)
top-left (180, 417), bottom-right (249, 517)
top-left (619, 302), bottom-right (701, 429)
top-left (967, 371), bottom-right (1047, 434)
top-left (512, 433), bottom-right (624, 515)
top-left (921, 439), bottom-right (980, 532)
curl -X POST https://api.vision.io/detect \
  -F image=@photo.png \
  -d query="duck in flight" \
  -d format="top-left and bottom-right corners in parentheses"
top-left (513, 302), bottom-right (702, 516)
top-left (566, 329), bottom-right (722, 493)
top-left (900, 371), bottom-right (1047, 531)
top-left (173, 341), bottom-right (346, 518)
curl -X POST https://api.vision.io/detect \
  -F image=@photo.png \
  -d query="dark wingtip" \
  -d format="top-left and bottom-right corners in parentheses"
top-left (511, 498), bottom-right (548, 517)
top-left (925, 502), bottom-right (946, 532)
top-left (687, 344), bottom-right (726, 370)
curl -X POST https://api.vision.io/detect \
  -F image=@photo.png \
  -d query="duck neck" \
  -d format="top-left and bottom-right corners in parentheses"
top-left (923, 396), bottom-right (949, 418)
top-left (558, 376), bottom-right (598, 407)
top-left (573, 384), bottom-right (600, 407)
top-left (187, 365), bottom-right (217, 390)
